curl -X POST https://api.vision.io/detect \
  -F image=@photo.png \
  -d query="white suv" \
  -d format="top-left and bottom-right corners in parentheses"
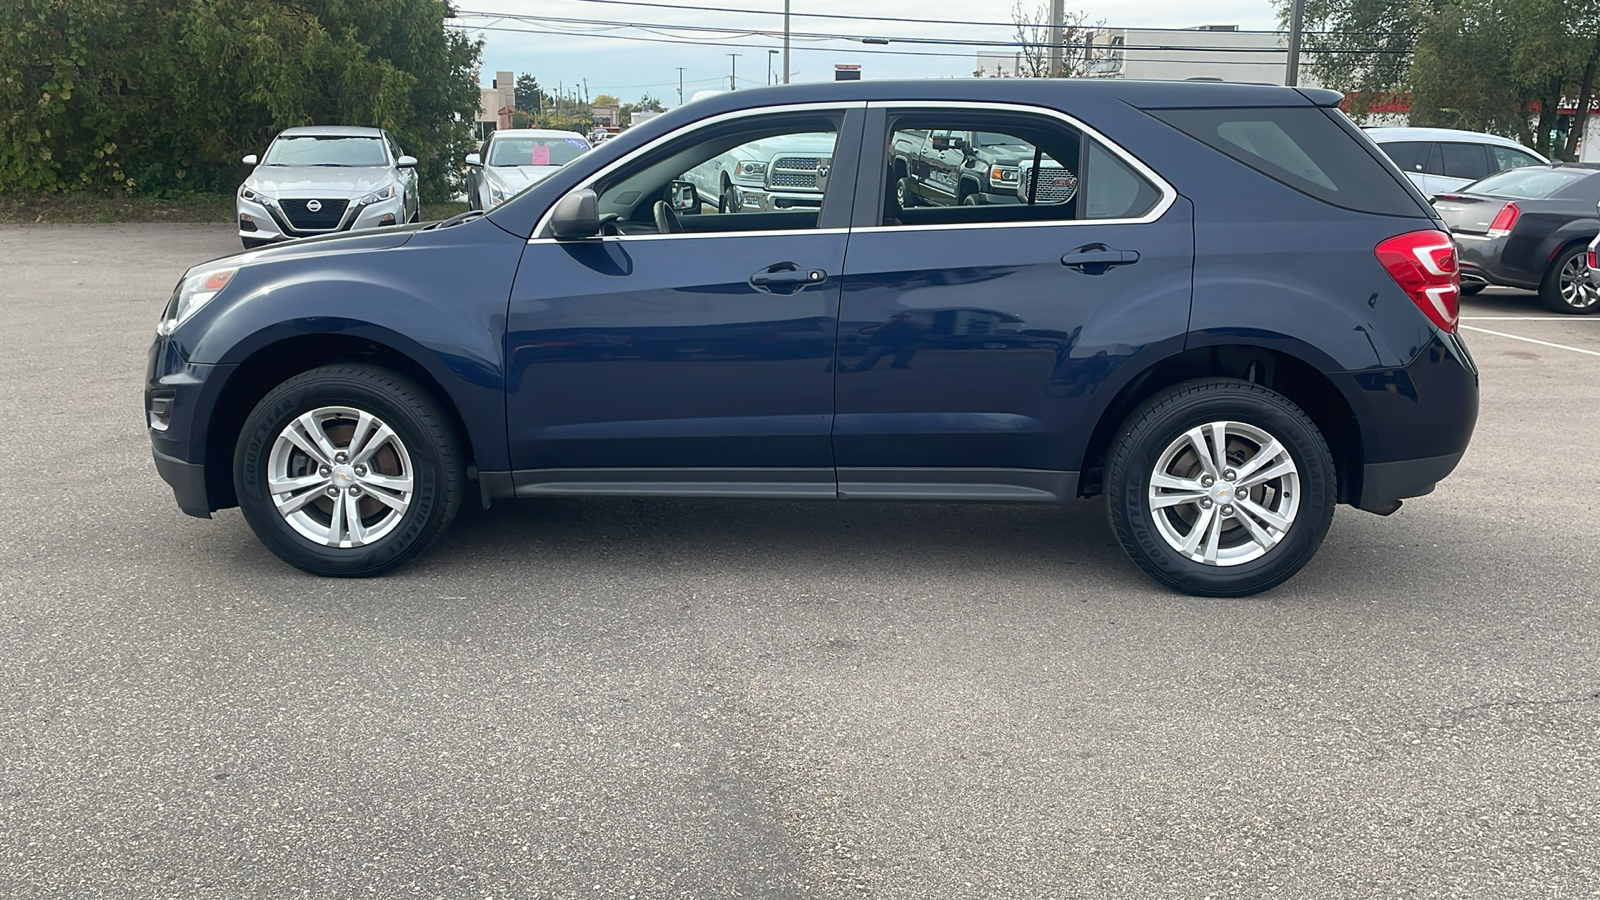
top-left (1366, 127), bottom-right (1548, 197)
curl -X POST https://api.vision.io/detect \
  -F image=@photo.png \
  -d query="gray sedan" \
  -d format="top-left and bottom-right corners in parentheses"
top-left (465, 129), bottom-right (592, 211)
top-left (236, 126), bottom-right (420, 249)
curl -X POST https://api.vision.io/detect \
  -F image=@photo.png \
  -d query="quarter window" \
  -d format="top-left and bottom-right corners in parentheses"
top-left (1490, 145), bottom-right (1543, 173)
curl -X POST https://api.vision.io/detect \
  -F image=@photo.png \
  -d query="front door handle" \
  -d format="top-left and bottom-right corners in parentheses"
top-left (750, 262), bottom-right (827, 292)
top-left (1061, 244), bottom-right (1140, 274)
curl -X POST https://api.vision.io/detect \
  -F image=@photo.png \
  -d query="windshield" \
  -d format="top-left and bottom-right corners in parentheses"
top-left (1465, 167), bottom-right (1590, 199)
top-left (263, 135), bottom-right (388, 167)
top-left (489, 137), bottom-right (590, 167)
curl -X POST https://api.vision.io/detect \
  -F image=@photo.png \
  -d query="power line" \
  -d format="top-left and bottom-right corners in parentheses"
top-left (453, 21), bottom-right (1411, 59)
top-left (494, 0), bottom-right (1408, 36)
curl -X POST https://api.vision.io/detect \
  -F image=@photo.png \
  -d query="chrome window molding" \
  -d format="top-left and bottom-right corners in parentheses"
top-left (527, 226), bottom-right (850, 245)
top-left (531, 101), bottom-right (866, 242)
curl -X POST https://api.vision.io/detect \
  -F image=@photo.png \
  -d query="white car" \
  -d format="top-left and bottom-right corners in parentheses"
top-left (1366, 126), bottom-right (1548, 196)
top-left (236, 126), bottom-right (419, 249)
top-left (465, 129), bottom-right (592, 211)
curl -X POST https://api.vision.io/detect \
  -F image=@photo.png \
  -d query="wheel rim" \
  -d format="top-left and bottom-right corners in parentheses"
top-left (895, 178), bottom-right (907, 207)
top-left (1559, 255), bottom-right (1599, 309)
top-left (267, 406), bottom-right (414, 548)
top-left (1148, 421), bottom-right (1301, 567)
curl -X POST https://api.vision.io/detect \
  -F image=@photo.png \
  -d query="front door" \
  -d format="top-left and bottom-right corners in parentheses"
top-left (504, 106), bottom-right (862, 497)
top-left (834, 104), bottom-right (1194, 501)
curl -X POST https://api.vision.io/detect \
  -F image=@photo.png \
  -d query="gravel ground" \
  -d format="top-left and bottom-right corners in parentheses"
top-left (2, 224), bottom-right (1597, 899)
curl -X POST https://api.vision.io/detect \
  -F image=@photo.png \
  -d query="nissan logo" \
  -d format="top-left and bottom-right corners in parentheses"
top-left (306, 199), bottom-right (322, 212)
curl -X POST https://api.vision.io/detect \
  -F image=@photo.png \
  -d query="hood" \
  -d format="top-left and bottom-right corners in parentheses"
top-left (485, 166), bottom-right (564, 195)
top-left (750, 134), bottom-right (838, 156)
top-left (246, 165), bottom-right (398, 198)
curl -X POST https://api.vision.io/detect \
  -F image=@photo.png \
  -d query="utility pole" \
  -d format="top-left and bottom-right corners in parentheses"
top-left (782, 0), bottom-right (791, 84)
top-left (1047, 0), bottom-right (1065, 77)
top-left (1285, 0), bottom-right (1305, 86)
top-left (727, 52), bottom-right (741, 90)
top-left (676, 67), bottom-right (686, 104)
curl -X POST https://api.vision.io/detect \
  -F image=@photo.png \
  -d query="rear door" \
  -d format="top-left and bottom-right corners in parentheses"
top-left (833, 103), bottom-right (1193, 501)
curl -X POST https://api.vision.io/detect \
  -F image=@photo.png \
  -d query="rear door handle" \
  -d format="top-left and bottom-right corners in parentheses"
top-left (1061, 245), bottom-right (1140, 273)
top-left (750, 262), bottom-right (827, 292)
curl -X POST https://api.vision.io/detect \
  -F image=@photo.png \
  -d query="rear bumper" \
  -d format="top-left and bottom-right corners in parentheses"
top-left (1453, 232), bottom-right (1541, 291)
top-left (1358, 451), bottom-right (1464, 510)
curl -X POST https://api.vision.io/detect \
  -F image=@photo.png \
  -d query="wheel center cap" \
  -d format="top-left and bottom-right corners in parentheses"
top-left (1215, 485), bottom-right (1232, 499)
top-left (332, 465), bottom-right (356, 486)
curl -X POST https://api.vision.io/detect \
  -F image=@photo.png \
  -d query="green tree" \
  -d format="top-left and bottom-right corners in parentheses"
top-left (0, 0), bottom-right (482, 199)
top-left (1284, 0), bottom-right (1600, 158)
top-left (514, 73), bottom-right (543, 113)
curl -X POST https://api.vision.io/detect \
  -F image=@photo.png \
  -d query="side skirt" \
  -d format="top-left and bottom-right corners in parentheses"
top-left (478, 468), bottom-right (1079, 504)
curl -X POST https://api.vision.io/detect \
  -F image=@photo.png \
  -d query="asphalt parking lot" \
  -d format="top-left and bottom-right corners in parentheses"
top-left (2, 224), bottom-right (1597, 899)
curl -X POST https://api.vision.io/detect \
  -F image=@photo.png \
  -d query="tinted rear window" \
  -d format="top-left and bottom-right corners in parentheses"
top-left (1153, 107), bottom-right (1424, 216)
top-left (1380, 141), bottom-right (1430, 173)
top-left (1464, 167), bottom-right (1593, 200)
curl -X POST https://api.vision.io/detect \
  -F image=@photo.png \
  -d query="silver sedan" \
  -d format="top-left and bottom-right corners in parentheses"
top-left (236, 126), bottom-right (420, 249)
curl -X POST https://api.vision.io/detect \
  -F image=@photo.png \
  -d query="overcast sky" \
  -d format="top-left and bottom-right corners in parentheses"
top-left (452, 0), bottom-right (1283, 104)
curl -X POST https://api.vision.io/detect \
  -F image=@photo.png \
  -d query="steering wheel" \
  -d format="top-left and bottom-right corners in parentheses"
top-left (597, 212), bottom-right (624, 236)
top-left (652, 200), bottom-right (684, 235)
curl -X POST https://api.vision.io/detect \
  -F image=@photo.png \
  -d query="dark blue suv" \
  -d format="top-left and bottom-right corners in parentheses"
top-left (146, 80), bottom-right (1478, 596)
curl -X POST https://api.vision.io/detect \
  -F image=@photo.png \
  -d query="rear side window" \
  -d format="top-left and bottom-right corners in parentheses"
top-left (1380, 141), bottom-right (1431, 173)
top-left (1153, 107), bottom-right (1424, 216)
top-left (1439, 143), bottom-right (1490, 181)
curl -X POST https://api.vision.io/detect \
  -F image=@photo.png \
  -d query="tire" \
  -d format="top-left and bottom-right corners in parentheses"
top-left (719, 179), bottom-right (737, 214)
top-left (233, 364), bottom-right (464, 577)
top-left (1104, 379), bottom-right (1336, 597)
top-left (1460, 282), bottom-right (1486, 296)
top-left (1539, 243), bottom-right (1600, 314)
top-left (895, 175), bottom-right (917, 209)
top-left (960, 193), bottom-right (979, 206)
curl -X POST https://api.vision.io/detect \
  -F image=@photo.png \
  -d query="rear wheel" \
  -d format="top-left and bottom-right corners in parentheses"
top-left (1539, 244), bottom-right (1600, 314)
top-left (1105, 379), bottom-right (1336, 597)
top-left (895, 175), bottom-right (917, 209)
top-left (233, 365), bottom-right (464, 577)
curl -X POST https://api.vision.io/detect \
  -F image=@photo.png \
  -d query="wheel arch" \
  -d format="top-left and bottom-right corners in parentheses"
top-left (1078, 343), bottom-right (1365, 505)
top-left (203, 332), bottom-right (481, 511)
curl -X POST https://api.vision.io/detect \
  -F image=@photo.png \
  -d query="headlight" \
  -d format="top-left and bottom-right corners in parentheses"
top-left (488, 183), bottom-right (506, 207)
top-left (357, 184), bottom-right (397, 205)
top-left (990, 166), bottom-right (1019, 184)
top-left (732, 161), bottom-right (767, 184)
top-left (239, 185), bottom-right (265, 202)
top-left (157, 267), bottom-right (238, 335)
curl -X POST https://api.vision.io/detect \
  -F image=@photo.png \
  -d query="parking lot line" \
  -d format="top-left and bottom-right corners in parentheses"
top-left (1458, 324), bottom-right (1600, 358)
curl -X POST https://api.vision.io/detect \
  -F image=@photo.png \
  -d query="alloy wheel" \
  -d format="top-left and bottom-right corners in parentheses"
top-left (267, 406), bottom-right (414, 548)
top-left (1147, 421), bottom-right (1301, 566)
top-left (1559, 254), bottom-right (1599, 310)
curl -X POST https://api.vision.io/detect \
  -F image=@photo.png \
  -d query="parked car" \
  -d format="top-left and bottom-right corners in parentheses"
top-left (465, 129), bottom-right (591, 211)
top-left (236, 126), bottom-right (420, 249)
top-left (1366, 126), bottom-right (1548, 196)
top-left (148, 79), bottom-right (1478, 597)
top-left (1432, 164), bottom-right (1600, 312)
top-left (891, 128), bottom-right (1076, 209)
top-left (679, 131), bottom-right (836, 214)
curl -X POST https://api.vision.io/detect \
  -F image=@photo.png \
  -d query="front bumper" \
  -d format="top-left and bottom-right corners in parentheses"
top-left (236, 194), bottom-right (406, 243)
top-left (732, 185), bottom-right (824, 212)
top-left (146, 336), bottom-right (235, 517)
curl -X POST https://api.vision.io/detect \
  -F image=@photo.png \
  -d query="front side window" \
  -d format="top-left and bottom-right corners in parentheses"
top-left (1439, 143), bottom-right (1490, 181)
top-left (263, 136), bottom-right (388, 167)
top-left (1379, 141), bottom-right (1430, 172)
top-left (490, 136), bottom-right (591, 167)
top-left (589, 114), bottom-right (841, 235)
top-left (881, 110), bottom-right (1161, 226)
top-left (1490, 145), bottom-right (1543, 173)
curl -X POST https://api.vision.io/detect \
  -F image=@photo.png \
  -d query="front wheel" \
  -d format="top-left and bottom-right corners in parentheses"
top-left (233, 365), bottom-right (464, 577)
top-left (1104, 379), bottom-right (1336, 597)
top-left (1539, 244), bottom-right (1600, 313)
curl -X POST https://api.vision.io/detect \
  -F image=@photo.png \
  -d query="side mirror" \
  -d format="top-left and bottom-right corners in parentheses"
top-left (549, 188), bottom-right (600, 240)
top-left (397, 155), bottom-right (418, 168)
top-left (950, 136), bottom-right (968, 152)
top-left (465, 153), bottom-right (482, 167)
top-left (930, 136), bottom-right (947, 151)
top-left (242, 154), bottom-right (258, 166)
top-left (670, 180), bottom-right (701, 214)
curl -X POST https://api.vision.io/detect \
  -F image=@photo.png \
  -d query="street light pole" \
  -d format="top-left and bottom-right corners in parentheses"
top-left (1286, 0), bottom-right (1305, 86)
top-left (676, 66), bottom-right (686, 104)
top-left (728, 52), bottom-right (741, 90)
top-left (782, 0), bottom-right (791, 84)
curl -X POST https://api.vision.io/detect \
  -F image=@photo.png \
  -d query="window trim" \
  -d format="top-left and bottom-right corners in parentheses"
top-left (531, 101), bottom-right (867, 242)
top-left (861, 100), bottom-right (1176, 232)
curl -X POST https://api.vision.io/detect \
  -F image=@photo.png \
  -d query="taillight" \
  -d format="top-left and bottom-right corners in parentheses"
top-left (1376, 230), bottom-right (1460, 333)
top-left (1486, 201), bottom-right (1520, 237)
top-left (1588, 249), bottom-right (1597, 271)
